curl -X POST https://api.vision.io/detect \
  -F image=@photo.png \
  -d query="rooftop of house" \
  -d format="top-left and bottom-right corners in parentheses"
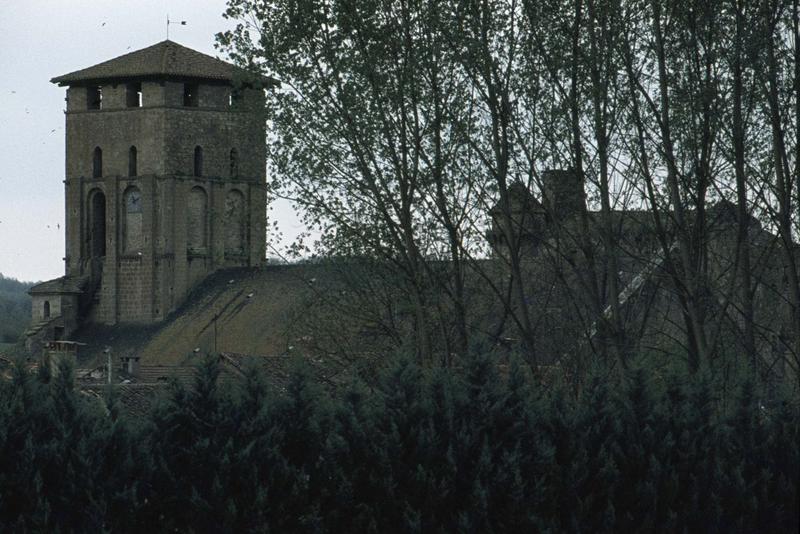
top-left (28, 275), bottom-right (87, 295)
top-left (68, 264), bottom-right (386, 368)
top-left (76, 351), bottom-right (359, 416)
top-left (487, 180), bottom-right (771, 244)
top-left (51, 40), bottom-right (273, 86)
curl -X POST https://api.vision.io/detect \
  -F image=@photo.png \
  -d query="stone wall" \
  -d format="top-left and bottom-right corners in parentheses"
top-left (542, 169), bottom-right (585, 223)
top-left (62, 79), bottom-right (267, 325)
top-left (31, 295), bottom-right (62, 322)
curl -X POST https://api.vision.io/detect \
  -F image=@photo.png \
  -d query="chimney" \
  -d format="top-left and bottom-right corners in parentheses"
top-left (120, 355), bottom-right (141, 377)
top-left (486, 182), bottom-right (547, 257)
top-left (44, 340), bottom-right (78, 377)
top-left (541, 169), bottom-right (585, 223)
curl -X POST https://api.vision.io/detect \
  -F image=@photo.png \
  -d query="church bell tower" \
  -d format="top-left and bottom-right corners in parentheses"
top-left (31, 41), bottom-right (267, 334)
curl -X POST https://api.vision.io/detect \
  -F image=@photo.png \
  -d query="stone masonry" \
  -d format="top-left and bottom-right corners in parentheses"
top-left (28, 41), bottom-right (269, 348)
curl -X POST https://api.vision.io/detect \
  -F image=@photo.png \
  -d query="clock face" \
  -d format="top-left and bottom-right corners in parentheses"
top-left (126, 189), bottom-right (142, 213)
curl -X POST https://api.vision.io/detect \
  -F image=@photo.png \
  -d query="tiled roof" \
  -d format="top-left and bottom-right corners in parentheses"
top-left (218, 352), bottom-right (295, 390)
top-left (51, 40), bottom-right (271, 86)
top-left (135, 365), bottom-right (197, 385)
top-left (29, 276), bottom-right (87, 295)
top-left (218, 351), bottom-right (371, 392)
top-left (489, 182), bottom-right (544, 216)
top-left (82, 384), bottom-right (168, 418)
top-left (76, 364), bottom-right (201, 387)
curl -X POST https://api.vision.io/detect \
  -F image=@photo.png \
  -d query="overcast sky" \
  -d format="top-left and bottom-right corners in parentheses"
top-left (0, 0), bottom-right (299, 282)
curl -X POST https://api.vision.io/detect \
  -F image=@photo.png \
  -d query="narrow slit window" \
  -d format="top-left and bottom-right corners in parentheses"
top-left (229, 88), bottom-right (241, 107)
top-left (87, 86), bottom-right (102, 110)
top-left (129, 146), bottom-right (138, 176)
top-left (194, 146), bottom-right (203, 177)
top-left (92, 147), bottom-right (103, 178)
top-left (229, 148), bottom-right (238, 178)
top-left (126, 82), bottom-right (142, 107)
top-left (184, 83), bottom-right (199, 107)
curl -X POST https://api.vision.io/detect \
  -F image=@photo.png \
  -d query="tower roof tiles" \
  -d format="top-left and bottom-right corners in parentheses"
top-left (51, 40), bottom-right (271, 86)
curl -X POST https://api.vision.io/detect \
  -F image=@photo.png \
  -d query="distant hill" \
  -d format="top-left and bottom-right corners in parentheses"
top-left (0, 274), bottom-right (33, 344)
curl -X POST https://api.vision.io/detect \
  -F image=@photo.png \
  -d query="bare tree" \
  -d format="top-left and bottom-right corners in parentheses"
top-left (218, 0), bottom-right (800, 382)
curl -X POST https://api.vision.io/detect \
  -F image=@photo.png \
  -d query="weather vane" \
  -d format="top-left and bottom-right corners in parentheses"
top-left (166, 14), bottom-right (187, 39)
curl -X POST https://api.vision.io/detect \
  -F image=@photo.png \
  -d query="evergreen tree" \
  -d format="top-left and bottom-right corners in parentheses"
top-left (0, 349), bottom-right (797, 531)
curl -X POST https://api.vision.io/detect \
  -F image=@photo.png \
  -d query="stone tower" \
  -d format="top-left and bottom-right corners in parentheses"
top-left (28, 41), bottom-right (267, 345)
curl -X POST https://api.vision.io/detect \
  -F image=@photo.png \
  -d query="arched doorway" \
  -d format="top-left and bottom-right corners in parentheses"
top-left (88, 189), bottom-right (106, 257)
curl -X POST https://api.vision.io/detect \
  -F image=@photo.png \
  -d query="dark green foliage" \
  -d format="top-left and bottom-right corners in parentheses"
top-left (0, 357), bottom-right (141, 532)
top-left (0, 354), bottom-right (797, 532)
top-left (0, 273), bottom-right (33, 344)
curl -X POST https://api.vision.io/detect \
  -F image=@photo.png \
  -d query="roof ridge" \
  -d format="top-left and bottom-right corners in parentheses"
top-left (160, 40), bottom-right (170, 73)
top-left (50, 40), bottom-right (271, 86)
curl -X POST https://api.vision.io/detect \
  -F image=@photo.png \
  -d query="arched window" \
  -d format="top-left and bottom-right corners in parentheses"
top-left (87, 188), bottom-right (106, 257)
top-left (194, 146), bottom-right (203, 177)
top-left (187, 187), bottom-right (208, 251)
top-left (224, 189), bottom-right (246, 254)
top-left (123, 186), bottom-right (143, 253)
top-left (229, 148), bottom-right (238, 178)
top-left (43, 301), bottom-right (51, 320)
top-left (92, 147), bottom-right (102, 178)
top-left (129, 146), bottom-right (137, 176)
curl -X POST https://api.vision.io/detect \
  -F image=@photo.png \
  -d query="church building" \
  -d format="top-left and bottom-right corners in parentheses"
top-left (27, 41), bottom-right (268, 349)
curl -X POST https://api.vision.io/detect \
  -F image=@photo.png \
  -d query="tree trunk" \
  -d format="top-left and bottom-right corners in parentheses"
top-left (731, 0), bottom-right (757, 370)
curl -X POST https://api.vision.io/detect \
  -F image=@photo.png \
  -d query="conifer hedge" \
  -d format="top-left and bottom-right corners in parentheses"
top-left (0, 355), bottom-right (797, 532)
